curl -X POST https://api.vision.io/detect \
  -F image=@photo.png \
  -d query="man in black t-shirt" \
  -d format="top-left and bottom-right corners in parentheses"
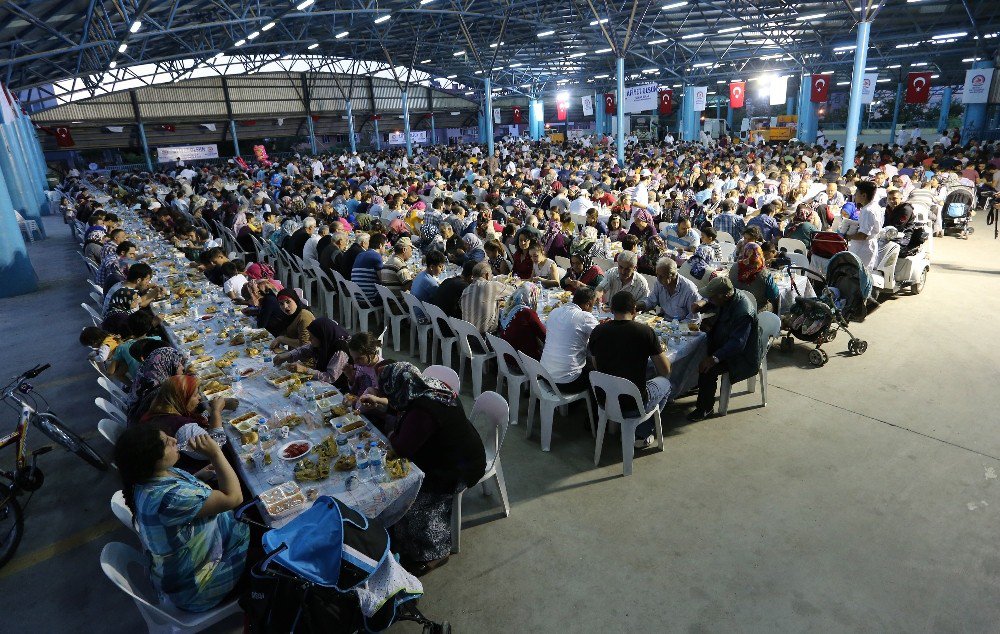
top-left (588, 291), bottom-right (672, 450)
top-left (430, 260), bottom-right (476, 319)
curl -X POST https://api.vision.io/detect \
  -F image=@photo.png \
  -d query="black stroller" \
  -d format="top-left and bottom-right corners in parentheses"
top-left (779, 251), bottom-right (871, 367)
top-left (237, 495), bottom-right (451, 633)
top-left (941, 184), bottom-right (976, 237)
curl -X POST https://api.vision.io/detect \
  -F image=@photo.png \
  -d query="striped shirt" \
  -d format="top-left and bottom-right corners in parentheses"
top-left (378, 255), bottom-right (413, 296)
top-left (459, 279), bottom-right (511, 334)
top-left (712, 212), bottom-right (746, 240)
top-left (351, 249), bottom-right (383, 304)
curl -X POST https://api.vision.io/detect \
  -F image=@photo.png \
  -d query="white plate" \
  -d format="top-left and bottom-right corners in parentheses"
top-left (278, 440), bottom-right (314, 461)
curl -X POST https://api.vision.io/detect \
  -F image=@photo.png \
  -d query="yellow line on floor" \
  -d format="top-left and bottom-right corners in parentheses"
top-left (0, 519), bottom-right (120, 580)
top-left (33, 371), bottom-right (94, 389)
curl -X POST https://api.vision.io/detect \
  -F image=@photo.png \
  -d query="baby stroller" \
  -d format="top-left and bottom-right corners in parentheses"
top-left (237, 495), bottom-right (451, 633)
top-left (941, 184), bottom-right (976, 238)
top-left (779, 251), bottom-right (871, 367)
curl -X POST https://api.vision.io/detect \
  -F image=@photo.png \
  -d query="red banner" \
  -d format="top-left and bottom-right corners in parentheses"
top-left (54, 127), bottom-right (75, 147)
top-left (604, 92), bottom-right (615, 114)
top-left (158, 123), bottom-right (176, 132)
top-left (234, 157), bottom-right (249, 170)
top-left (658, 88), bottom-right (673, 115)
top-left (729, 82), bottom-right (746, 109)
top-left (810, 75), bottom-right (830, 103)
top-left (905, 72), bottom-right (932, 104)
top-left (556, 100), bottom-right (568, 121)
top-left (512, 105), bottom-right (524, 124)
top-left (239, 120), bottom-right (257, 126)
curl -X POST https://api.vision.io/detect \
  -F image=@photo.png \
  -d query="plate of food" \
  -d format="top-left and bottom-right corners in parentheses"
top-left (279, 440), bottom-right (313, 461)
top-left (229, 411), bottom-right (263, 428)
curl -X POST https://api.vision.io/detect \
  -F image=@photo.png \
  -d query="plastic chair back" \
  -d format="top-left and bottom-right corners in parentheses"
top-left (717, 241), bottom-right (737, 261)
top-left (716, 231), bottom-right (736, 244)
top-left (786, 252), bottom-right (809, 269)
top-left (401, 290), bottom-right (428, 323)
top-left (110, 490), bottom-right (136, 531)
top-left (449, 317), bottom-right (492, 358)
top-left (778, 237), bottom-right (808, 255)
top-left (485, 333), bottom-right (526, 379)
top-left (588, 370), bottom-right (645, 422)
top-left (422, 301), bottom-right (456, 339)
top-left (423, 365), bottom-right (461, 393)
top-left (470, 391), bottom-right (509, 472)
top-left (96, 397), bottom-right (126, 423)
top-left (517, 351), bottom-right (565, 400)
top-left (375, 284), bottom-right (407, 317)
top-left (82, 302), bottom-right (102, 326)
top-left (99, 417), bottom-right (126, 446)
top-left (758, 310), bottom-right (781, 344)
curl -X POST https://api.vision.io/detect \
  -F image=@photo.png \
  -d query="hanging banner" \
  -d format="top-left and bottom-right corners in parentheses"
top-left (623, 83), bottom-right (658, 113)
top-left (387, 130), bottom-right (428, 145)
top-left (493, 107), bottom-right (501, 124)
top-left (810, 75), bottom-right (830, 103)
top-left (604, 92), bottom-right (616, 114)
top-left (962, 68), bottom-right (993, 104)
top-left (690, 86), bottom-right (708, 112)
top-left (860, 73), bottom-right (878, 104)
top-left (768, 76), bottom-right (788, 106)
top-left (253, 144), bottom-right (269, 164)
top-left (581, 95), bottom-right (594, 117)
top-left (156, 144), bottom-right (219, 163)
top-left (905, 72), bottom-right (933, 104)
top-left (729, 82), bottom-right (745, 108)
top-left (658, 88), bottom-right (673, 115)
top-left (556, 98), bottom-right (569, 121)
top-left (512, 105), bottom-right (524, 124)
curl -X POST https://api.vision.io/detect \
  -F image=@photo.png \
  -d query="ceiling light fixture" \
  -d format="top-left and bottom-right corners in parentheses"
top-left (833, 45), bottom-right (856, 52)
top-left (234, 39), bottom-right (246, 46)
top-left (681, 32), bottom-right (704, 39)
top-left (262, 21), bottom-right (276, 31)
top-left (109, 61), bottom-right (117, 68)
top-left (568, 52), bottom-right (586, 58)
top-left (590, 18), bottom-right (608, 25)
top-left (118, 43), bottom-right (127, 52)
top-left (649, 38), bottom-right (669, 45)
top-left (662, 1), bottom-right (688, 9)
top-left (446, 74), bottom-right (457, 78)
top-left (453, 50), bottom-right (465, 56)
top-left (129, 20), bottom-right (142, 33)
top-left (374, 14), bottom-right (391, 23)
top-left (595, 47), bottom-right (612, 53)
top-left (595, 74), bottom-right (609, 78)
top-left (335, 31), bottom-right (348, 38)
top-left (932, 31), bottom-right (966, 39)
top-left (308, 43), bottom-right (319, 49)
top-left (795, 12), bottom-right (826, 21)
top-left (247, 31), bottom-right (260, 40)
top-left (296, 0), bottom-right (314, 9)
top-left (718, 26), bottom-right (741, 33)
top-left (538, 30), bottom-right (555, 37)
top-left (420, 59), bottom-right (431, 63)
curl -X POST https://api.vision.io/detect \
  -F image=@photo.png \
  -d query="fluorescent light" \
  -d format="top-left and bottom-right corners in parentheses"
top-left (590, 18), bottom-right (608, 25)
top-left (662, 1), bottom-right (688, 9)
top-left (262, 21), bottom-right (276, 31)
top-left (833, 45), bottom-right (855, 52)
top-left (932, 31), bottom-right (966, 39)
top-left (308, 43), bottom-right (319, 49)
top-left (642, 68), bottom-right (658, 74)
top-left (109, 61), bottom-right (117, 68)
top-left (453, 50), bottom-right (465, 56)
top-left (865, 66), bottom-right (877, 71)
top-left (876, 78), bottom-right (891, 83)
top-left (520, 84), bottom-right (532, 88)
top-left (508, 62), bottom-right (523, 67)
top-left (247, 31), bottom-right (260, 40)
top-left (836, 81), bottom-right (850, 85)
top-left (446, 74), bottom-right (457, 79)
top-left (931, 74), bottom-right (940, 78)
top-left (335, 31), bottom-right (348, 38)
top-left (896, 42), bottom-right (919, 48)
top-left (716, 80), bottom-right (726, 83)
top-left (718, 26), bottom-right (741, 34)
top-left (795, 12), bottom-right (826, 21)
top-left (568, 52), bottom-right (586, 58)
top-left (681, 32), bottom-right (704, 39)
top-left (492, 66), bottom-right (503, 71)
top-left (234, 39), bottom-right (246, 46)
top-left (912, 62), bottom-right (928, 66)
top-left (820, 70), bottom-right (835, 74)
top-left (595, 47), bottom-right (612, 53)
top-left (419, 0), bottom-right (434, 4)
top-left (649, 38), bottom-right (669, 45)
top-left (595, 74), bottom-right (609, 79)
top-left (474, 70), bottom-right (483, 74)
top-left (464, 91), bottom-right (474, 95)
top-left (374, 14), bottom-right (391, 23)
top-left (962, 57), bottom-right (982, 62)
top-left (693, 61), bottom-right (714, 68)
top-left (906, 0), bottom-right (922, 2)
top-left (887, 64), bottom-right (901, 69)
top-left (129, 20), bottom-right (142, 33)
top-left (489, 42), bottom-right (504, 48)
top-left (420, 59), bottom-right (431, 64)
top-left (296, 0), bottom-right (314, 9)
top-left (118, 43), bottom-right (127, 52)
top-left (538, 30), bottom-right (555, 37)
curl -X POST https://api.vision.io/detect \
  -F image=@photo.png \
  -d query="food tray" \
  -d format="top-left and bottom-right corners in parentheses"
top-left (258, 481), bottom-right (307, 521)
top-left (229, 411), bottom-right (263, 429)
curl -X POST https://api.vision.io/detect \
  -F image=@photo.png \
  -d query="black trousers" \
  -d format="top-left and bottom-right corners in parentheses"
top-left (696, 360), bottom-right (730, 412)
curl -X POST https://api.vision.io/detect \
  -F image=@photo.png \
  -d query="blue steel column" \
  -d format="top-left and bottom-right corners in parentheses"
top-left (0, 122), bottom-right (41, 226)
top-left (682, 86), bottom-right (697, 141)
top-left (137, 122), bottom-right (153, 171)
top-left (477, 109), bottom-right (486, 143)
top-left (306, 115), bottom-right (318, 154)
top-left (401, 90), bottom-right (412, 157)
top-left (889, 81), bottom-right (903, 145)
top-left (842, 20), bottom-right (872, 175)
top-left (786, 96), bottom-right (796, 116)
top-left (0, 165), bottom-right (37, 297)
top-left (484, 77), bottom-right (495, 157)
top-left (616, 56), bottom-right (625, 166)
top-left (9, 116), bottom-right (47, 219)
top-left (726, 103), bottom-right (734, 131)
top-left (430, 113), bottom-right (436, 145)
top-left (528, 97), bottom-right (538, 140)
top-left (15, 117), bottom-right (46, 198)
top-left (797, 73), bottom-right (818, 144)
top-left (373, 117), bottom-right (381, 150)
top-left (534, 99), bottom-right (545, 140)
top-left (345, 99), bottom-right (357, 154)
top-left (938, 87), bottom-right (952, 133)
top-left (229, 120), bottom-right (240, 157)
top-left (961, 61), bottom-right (994, 144)
top-left (594, 91), bottom-right (603, 137)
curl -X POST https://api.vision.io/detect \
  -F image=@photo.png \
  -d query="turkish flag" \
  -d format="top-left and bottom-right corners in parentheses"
top-left (604, 92), bottom-right (616, 114)
top-left (556, 100), bottom-right (568, 121)
top-left (729, 82), bottom-right (746, 108)
top-left (54, 127), bottom-right (75, 147)
top-left (371, 114), bottom-right (381, 121)
top-left (512, 105), bottom-right (524, 124)
top-left (905, 72), bottom-right (932, 104)
top-left (810, 75), bottom-right (830, 103)
top-left (239, 120), bottom-right (256, 126)
top-left (158, 124), bottom-right (176, 132)
top-left (658, 88), bottom-right (673, 115)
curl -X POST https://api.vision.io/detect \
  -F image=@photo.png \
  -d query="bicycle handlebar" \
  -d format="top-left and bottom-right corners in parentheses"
top-left (24, 364), bottom-right (50, 379)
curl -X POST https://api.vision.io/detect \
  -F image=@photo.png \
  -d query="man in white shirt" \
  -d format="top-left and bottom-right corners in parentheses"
top-left (568, 189), bottom-right (593, 216)
top-left (310, 158), bottom-right (323, 180)
top-left (937, 133), bottom-right (951, 148)
top-left (847, 181), bottom-right (883, 271)
top-left (302, 224), bottom-right (327, 268)
top-left (908, 125), bottom-right (921, 145)
top-left (540, 287), bottom-right (599, 394)
top-left (178, 167), bottom-right (197, 182)
top-left (633, 171), bottom-right (651, 206)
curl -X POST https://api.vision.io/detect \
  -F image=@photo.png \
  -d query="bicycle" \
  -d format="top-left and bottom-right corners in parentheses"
top-left (1, 364), bottom-right (109, 569)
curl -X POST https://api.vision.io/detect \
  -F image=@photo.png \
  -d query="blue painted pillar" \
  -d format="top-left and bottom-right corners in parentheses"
top-left (889, 81), bottom-right (903, 145)
top-left (373, 117), bottom-right (381, 150)
top-left (682, 86), bottom-right (698, 142)
top-left (842, 20), bottom-right (871, 175)
top-left (616, 56), bottom-right (625, 166)
top-left (0, 165), bottom-right (37, 297)
top-left (528, 97), bottom-right (538, 140)
top-left (961, 61), bottom-right (994, 144)
top-left (786, 96), bottom-right (796, 116)
top-left (534, 99), bottom-right (545, 140)
top-left (726, 104), bottom-right (734, 131)
top-left (477, 109), bottom-right (486, 143)
top-left (0, 123), bottom-right (41, 226)
top-left (401, 89), bottom-right (412, 157)
top-left (137, 122), bottom-right (153, 171)
top-left (715, 101), bottom-right (721, 120)
top-left (594, 91), bottom-right (603, 137)
top-left (484, 77), bottom-right (495, 157)
top-left (306, 114), bottom-right (318, 154)
top-left (345, 99), bottom-right (357, 154)
top-left (16, 118), bottom-right (46, 198)
top-left (430, 113), bottom-right (436, 145)
top-left (229, 120), bottom-right (240, 157)
top-left (797, 73), bottom-right (818, 144)
top-left (938, 87), bottom-right (952, 134)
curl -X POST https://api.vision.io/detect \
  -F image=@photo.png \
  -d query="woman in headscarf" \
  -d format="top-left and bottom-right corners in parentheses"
top-left (638, 234), bottom-right (666, 275)
top-left (127, 345), bottom-right (187, 424)
top-left (357, 362), bottom-right (486, 576)
top-left (783, 203), bottom-right (820, 247)
top-left (460, 233), bottom-right (486, 264)
top-left (728, 242), bottom-right (780, 313)
top-left (541, 218), bottom-right (569, 259)
top-left (628, 209), bottom-right (656, 241)
top-left (387, 218), bottom-right (411, 246)
top-left (561, 248), bottom-right (605, 291)
top-left (268, 288), bottom-right (315, 351)
top-left (272, 317), bottom-right (352, 391)
top-left (496, 282), bottom-right (546, 360)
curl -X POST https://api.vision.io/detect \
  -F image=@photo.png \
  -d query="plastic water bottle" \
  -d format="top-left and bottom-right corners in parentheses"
top-left (354, 442), bottom-right (370, 481)
top-left (232, 369), bottom-right (243, 395)
top-left (368, 441), bottom-right (385, 483)
top-left (336, 434), bottom-right (350, 458)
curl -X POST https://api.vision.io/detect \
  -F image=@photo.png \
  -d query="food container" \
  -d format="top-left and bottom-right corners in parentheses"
top-left (229, 411), bottom-right (263, 429)
top-left (258, 481), bottom-right (307, 521)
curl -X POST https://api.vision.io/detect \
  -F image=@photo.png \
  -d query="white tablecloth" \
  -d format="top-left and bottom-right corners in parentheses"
top-left (773, 272), bottom-right (816, 314)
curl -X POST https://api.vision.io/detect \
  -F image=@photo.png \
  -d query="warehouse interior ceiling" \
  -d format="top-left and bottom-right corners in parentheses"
top-left (1, 0), bottom-right (998, 114)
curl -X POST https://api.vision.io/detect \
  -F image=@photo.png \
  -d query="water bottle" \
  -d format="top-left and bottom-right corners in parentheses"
top-left (368, 441), bottom-right (385, 483)
top-left (336, 431), bottom-right (350, 458)
top-left (232, 369), bottom-right (243, 395)
top-left (354, 442), bottom-right (370, 481)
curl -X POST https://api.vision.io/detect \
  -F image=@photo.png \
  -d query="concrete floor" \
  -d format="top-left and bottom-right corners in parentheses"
top-left (3, 213), bottom-right (1000, 632)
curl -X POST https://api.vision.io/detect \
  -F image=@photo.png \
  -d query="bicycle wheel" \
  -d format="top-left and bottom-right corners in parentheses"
top-left (34, 414), bottom-right (109, 471)
top-left (0, 485), bottom-right (24, 569)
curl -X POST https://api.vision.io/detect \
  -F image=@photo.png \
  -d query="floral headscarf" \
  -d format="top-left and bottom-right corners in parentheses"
top-left (688, 245), bottom-right (715, 280)
top-left (499, 282), bottom-right (540, 330)
top-left (542, 219), bottom-right (563, 252)
top-left (377, 362), bottom-right (456, 409)
top-left (645, 234), bottom-right (666, 261)
top-left (632, 209), bottom-right (654, 226)
top-left (127, 346), bottom-right (186, 417)
top-left (736, 242), bottom-right (765, 284)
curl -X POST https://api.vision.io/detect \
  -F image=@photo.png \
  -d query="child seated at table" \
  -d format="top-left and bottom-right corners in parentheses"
top-left (345, 332), bottom-right (382, 397)
top-left (80, 326), bottom-right (120, 365)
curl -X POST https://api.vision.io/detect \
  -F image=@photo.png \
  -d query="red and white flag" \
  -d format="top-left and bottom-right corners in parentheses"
top-left (905, 72), bottom-right (932, 104)
top-left (729, 82), bottom-right (746, 108)
top-left (512, 105), bottom-right (524, 124)
top-left (810, 75), bottom-right (830, 103)
top-left (556, 99), bottom-right (568, 121)
top-left (604, 92), bottom-right (616, 114)
top-left (658, 88), bottom-right (673, 115)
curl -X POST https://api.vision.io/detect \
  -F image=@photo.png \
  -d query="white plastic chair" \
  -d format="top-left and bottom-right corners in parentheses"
top-left (452, 391), bottom-right (511, 554)
top-left (593, 257), bottom-right (614, 272)
top-left (100, 542), bottom-right (242, 633)
top-left (342, 279), bottom-right (383, 333)
top-left (778, 237), bottom-right (808, 255)
top-left (88, 280), bottom-right (104, 296)
top-left (99, 417), bottom-right (126, 446)
top-left (719, 311), bottom-right (781, 415)
top-left (449, 317), bottom-right (496, 398)
top-left (330, 269), bottom-right (353, 326)
top-left (401, 291), bottom-right (434, 363)
top-left (421, 302), bottom-right (459, 367)
top-left (423, 364), bottom-right (461, 393)
top-left (374, 284), bottom-right (410, 353)
top-left (110, 490), bottom-right (137, 533)
top-left (485, 334), bottom-right (528, 426)
top-left (786, 252), bottom-right (810, 270)
top-left (98, 376), bottom-right (128, 409)
top-left (89, 358), bottom-right (114, 383)
top-left (89, 290), bottom-right (105, 308)
top-left (82, 302), bottom-right (102, 326)
top-left (96, 397), bottom-right (127, 424)
top-left (307, 264), bottom-right (339, 320)
top-left (517, 351), bottom-right (595, 452)
top-left (17, 211), bottom-right (42, 243)
top-left (717, 241), bottom-right (737, 262)
top-left (588, 371), bottom-right (664, 476)
top-left (716, 231), bottom-right (736, 244)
